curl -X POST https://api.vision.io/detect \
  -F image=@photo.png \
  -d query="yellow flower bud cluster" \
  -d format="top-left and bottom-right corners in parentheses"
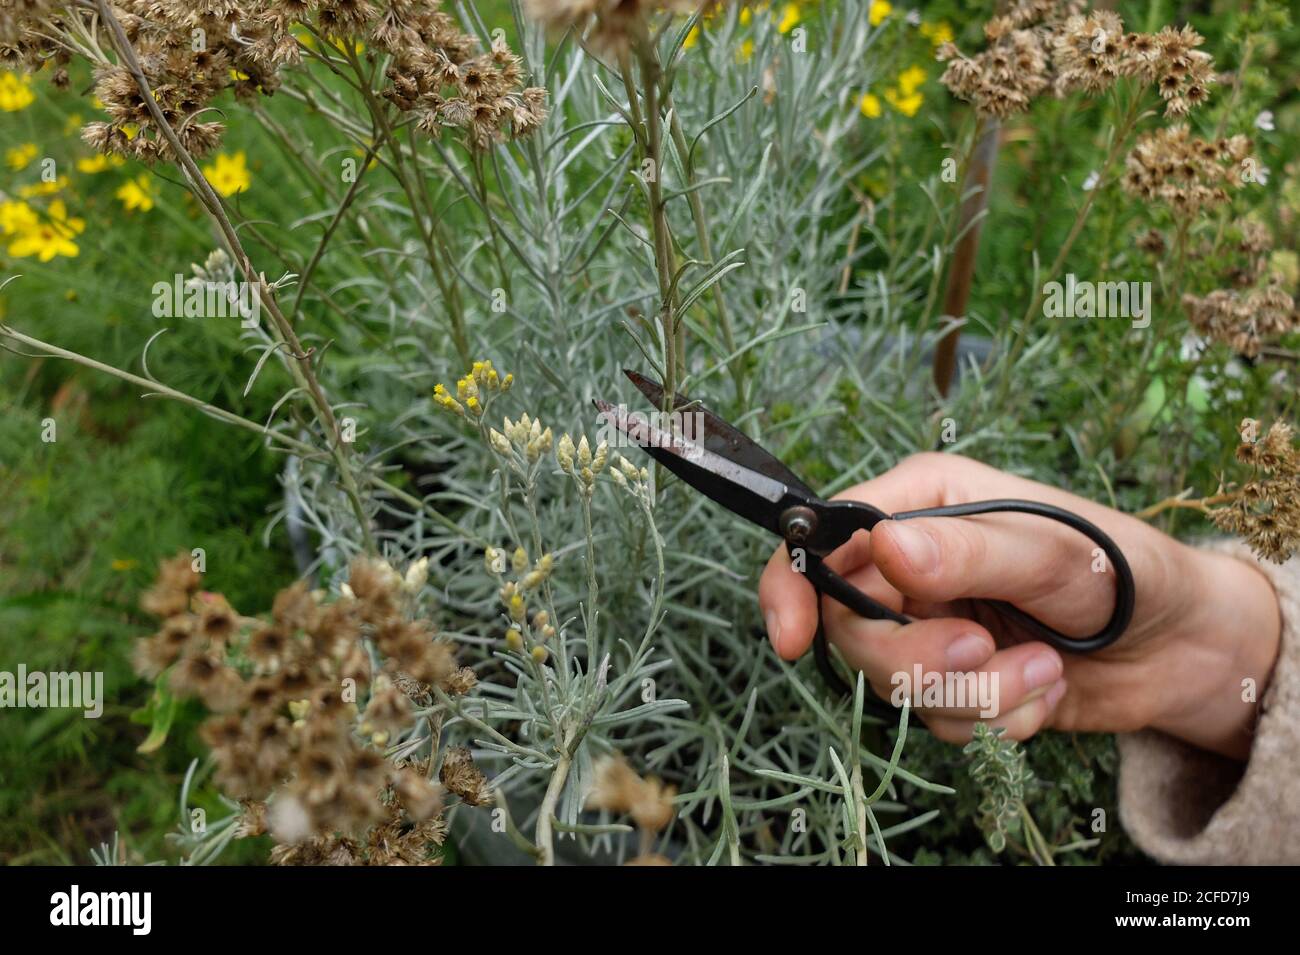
top-left (433, 358), bottom-right (512, 418)
top-left (496, 413), bottom-right (554, 463)
top-left (519, 553), bottom-right (554, 592)
top-left (484, 543), bottom-right (557, 655)
top-left (556, 433), bottom-right (609, 493)
top-left (608, 453), bottom-right (650, 491)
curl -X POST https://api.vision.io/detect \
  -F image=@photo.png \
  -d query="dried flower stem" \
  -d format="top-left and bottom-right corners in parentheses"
top-left (471, 151), bottom-right (515, 297)
top-left (0, 323), bottom-right (475, 545)
top-left (1134, 489), bottom-right (1236, 521)
top-left (95, 0), bottom-right (377, 552)
top-left (289, 138), bottom-right (381, 322)
top-left (338, 42), bottom-right (473, 366)
top-left (996, 91), bottom-right (1146, 404)
top-left (1258, 347), bottom-right (1300, 364)
top-left (1, 323), bottom-right (314, 457)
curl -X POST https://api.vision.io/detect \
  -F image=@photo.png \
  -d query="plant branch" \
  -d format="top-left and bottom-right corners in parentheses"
top-left (535, 750), bottom-right (572, 866)
top-left (95, 0), bottom-right (376, 552)
top-left (1134, 489), bottom-right (1235, 521)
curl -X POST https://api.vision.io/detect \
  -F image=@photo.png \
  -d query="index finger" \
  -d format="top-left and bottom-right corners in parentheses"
top-left (758, 453), bottom-right (955, 659)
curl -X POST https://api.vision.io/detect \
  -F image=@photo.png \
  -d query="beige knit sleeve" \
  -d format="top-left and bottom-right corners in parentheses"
top-left (1116, 540), bottom-right (1300, 864)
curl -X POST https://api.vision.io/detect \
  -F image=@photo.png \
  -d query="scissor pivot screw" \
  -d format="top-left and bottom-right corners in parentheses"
top-left (780, 506), bottom-right (817, 544)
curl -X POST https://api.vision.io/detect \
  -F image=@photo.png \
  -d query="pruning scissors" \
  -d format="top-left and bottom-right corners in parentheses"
top-left (595, 370), bottom-right (1136, 699)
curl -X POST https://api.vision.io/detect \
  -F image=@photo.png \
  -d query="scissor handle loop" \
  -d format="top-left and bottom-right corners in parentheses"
top-left (800, 497), bottom-right (1137, 697)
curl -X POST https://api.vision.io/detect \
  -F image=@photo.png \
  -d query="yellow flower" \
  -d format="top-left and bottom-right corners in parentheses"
top-left (6, 142), bottom-right (37, 171)
top-left (897, 66), bottom-right (927, 96)
top-left (116, 174), bottom-right (155, 212)
top-left (289, 30), bottom-right (361, 55)
top-left (0, 200), bottom-right (38, 235)
top-left (433, 383), bottom-right (465, 417)
top-left (111, 558), bottom-right (139, 572)
top-left (896, 93), bottom-right (923, 116)
top-left (738, 38), bottom-right (754, 63)
top-left (18, 176), bottom-right (69, 197)
top-left (203, 151), bottom-right (251, 197)
top-left (8, 200), bottom-right (85, 262)
top-left (683, 25), bottom-right (700, 49)
top-left (777, 3), bottom-right (800, 34)
top-left (304, 34), bottom-right (367, 56)
top-left (869, 0), bottom-right (892, 27)
top-left (919, 20), bottom-right (954, 46)
top-left (884, 86), bottom-right (923, 117)
top-left (48, 200), bottom-right (84, 233)
top-left (859, 73), bottom-right (925, 123)
top-left (77, 153), bottom-right (125, 173)
top-left (63, 113), bottom-right (84, 135)
top-left (0, 70), bottom-right (35, 112)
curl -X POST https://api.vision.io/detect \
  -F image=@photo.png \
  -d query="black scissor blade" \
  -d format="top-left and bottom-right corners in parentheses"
top-left (621, 369), bottom-right (816, 498)
top-left (594, 398), bottom-right (791, 536)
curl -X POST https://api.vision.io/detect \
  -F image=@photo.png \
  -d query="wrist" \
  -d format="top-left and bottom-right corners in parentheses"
top-left (1149, 546), bottom-right (1281, 760)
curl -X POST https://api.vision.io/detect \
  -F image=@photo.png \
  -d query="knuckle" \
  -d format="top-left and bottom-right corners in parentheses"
top-left (1049, 691), bottom-right (1077, 730)
top-left (998, 701), bottom-right (1047, 741)
top-left (898, 450), bottom-right (948, 472)
top-left (941, 518), bottom-right (987, 577)
top-left (926, 718), bottom-right (972, 745)
top-left (1026, 525), bottom-right (1104, 605)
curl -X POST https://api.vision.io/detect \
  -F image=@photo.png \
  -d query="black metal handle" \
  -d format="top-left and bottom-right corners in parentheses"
top-left (805, 555), bottom-right (905, 701)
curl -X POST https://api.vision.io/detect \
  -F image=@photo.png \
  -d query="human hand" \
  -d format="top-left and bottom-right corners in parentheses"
top-left (758, 453), bottom-right (1281, 759)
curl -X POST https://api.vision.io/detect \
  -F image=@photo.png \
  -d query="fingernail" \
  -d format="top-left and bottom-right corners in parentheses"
top-left (1044, 678), bottom-right (1067, 710)
top-left (1023, 652), bottom-right (1063, 692)
top-left (765, 609), bottom-right (782, 653)
top-left (946, 634), bottom-right (992, 672)
top-left (886, 522), bottom-right (939, 574)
